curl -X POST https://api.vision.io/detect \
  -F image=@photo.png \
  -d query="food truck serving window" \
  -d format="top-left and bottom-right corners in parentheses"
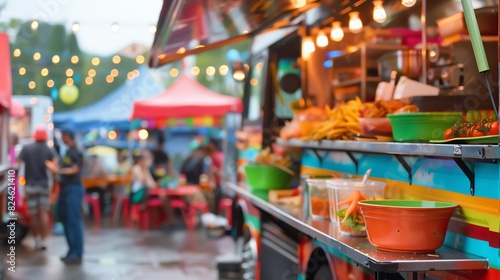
top-left (150, 0), bottom-right (318, 66)
top-left (9, 107), bottom-right (31, 139)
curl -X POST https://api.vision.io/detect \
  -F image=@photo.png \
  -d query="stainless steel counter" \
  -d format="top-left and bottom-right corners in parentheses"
top-left (224, 182), bottom-right (489, 273)
top-left (278, 139), bottom-right (500, 160)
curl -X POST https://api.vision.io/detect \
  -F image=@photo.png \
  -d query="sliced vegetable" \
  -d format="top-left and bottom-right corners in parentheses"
top-left (341, 190), bottom-right (361, 224)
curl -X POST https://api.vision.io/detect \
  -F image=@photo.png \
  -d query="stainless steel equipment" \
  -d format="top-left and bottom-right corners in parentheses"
top-left (428, 40), bottom-right (498, 96)
top-left (378, 50), bottom-right (423, 82)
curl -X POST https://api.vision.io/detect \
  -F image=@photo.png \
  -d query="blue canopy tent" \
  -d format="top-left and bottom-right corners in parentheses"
top-left (53, 66), bottom-right (165, 130)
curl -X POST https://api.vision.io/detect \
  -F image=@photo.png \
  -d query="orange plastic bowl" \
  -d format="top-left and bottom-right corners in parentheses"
top-left (358, 200), bottom-right (458, 253)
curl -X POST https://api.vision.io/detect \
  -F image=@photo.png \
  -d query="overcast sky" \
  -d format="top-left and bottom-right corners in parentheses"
top-left (1, 0), bottom-right (163, 55)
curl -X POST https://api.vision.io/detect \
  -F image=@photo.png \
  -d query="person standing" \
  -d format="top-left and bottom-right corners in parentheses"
top-left (45, 128), bottom-right (84, 265)
top-left (17, 126), bottom-right (55, 250)
top-left (150, 137), bottom-right (175, 180)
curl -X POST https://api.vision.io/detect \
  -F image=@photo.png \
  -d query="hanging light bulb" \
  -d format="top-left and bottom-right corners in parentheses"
top-left (72, 22), bottom-right (80, 33)
top-left (330, 21), bottom-right (344, 42)
top-left (349, 12), bottom-right (363, 33)
top-left (302, 37), bottom-right (315, 59)
top-left (401, 0), bottom-right (417, 7)
top-left (373, 1), bottom-right (387, 23)
top-left (316, 30), bottom-right (329, 48)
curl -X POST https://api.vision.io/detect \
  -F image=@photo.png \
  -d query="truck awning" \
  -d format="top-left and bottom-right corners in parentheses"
top-left (149, 0), bottom-right (319, 67)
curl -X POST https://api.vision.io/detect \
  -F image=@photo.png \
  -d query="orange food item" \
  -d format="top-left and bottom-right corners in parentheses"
top-left (310, 197), bottom-right (329, 218)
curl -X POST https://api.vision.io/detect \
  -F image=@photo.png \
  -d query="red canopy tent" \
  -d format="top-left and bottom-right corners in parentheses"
top-left (130, 74), bottom-right (242, 125)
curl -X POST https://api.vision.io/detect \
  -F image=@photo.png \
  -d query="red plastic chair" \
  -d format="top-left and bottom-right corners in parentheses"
top-left (84, 193), bottom-right (101, 226)
top-left (218, 198), bottom-right (233, 226)
top-left (186, 201), bottom-right (210, 230)
top-left (128, 198), bottom-right (164, 230)
top-left (111, 194), bottom-right (130, 224)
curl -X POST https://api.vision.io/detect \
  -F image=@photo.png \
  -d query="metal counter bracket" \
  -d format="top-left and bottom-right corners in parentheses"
top-left (375, 272), bottom-right (405, 280)
top-left (346, 152), bottom-right (359, 174)
top-left (312, 149), bottom-right (324, 167)
top-left (452, 158), bottom-right (475, 196)
top-left (394, 155), bottom-right (412, 185)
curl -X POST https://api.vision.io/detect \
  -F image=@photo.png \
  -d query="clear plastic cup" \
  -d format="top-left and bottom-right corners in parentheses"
top-left (327, 179), bottom-right (386, 236)
top-left (306, 179), bottom-right (330, 220)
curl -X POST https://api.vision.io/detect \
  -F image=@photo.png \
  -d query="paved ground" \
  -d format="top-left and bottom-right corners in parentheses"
top-left (6, 223), bottom-right (234, 280)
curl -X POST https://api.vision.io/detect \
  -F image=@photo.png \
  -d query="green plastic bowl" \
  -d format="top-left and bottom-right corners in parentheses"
top-left (244, 165), bottom-right (293, 191)
top-left (387, 112), bottom-right (462, 142)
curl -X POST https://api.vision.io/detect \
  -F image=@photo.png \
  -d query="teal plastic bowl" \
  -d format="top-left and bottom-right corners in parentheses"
top-left (387, 112), bottom-right (462, 142)
top-left (244, 165), bottom-right (293, 191)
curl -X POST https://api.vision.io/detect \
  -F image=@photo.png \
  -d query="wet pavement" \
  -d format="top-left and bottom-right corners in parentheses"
top-left (6, 224), bottom-right (234, 280)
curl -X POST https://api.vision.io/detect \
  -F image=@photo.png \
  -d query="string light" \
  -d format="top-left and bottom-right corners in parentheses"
top-left (33, 52), bottom-right (41, 61)
top-left (292, 0), bottom-right (307, 8)
top-left (191, 66), bottom-right (200, 76)
top-left (373, 1), bottom-right (387, 23)
top-left (349, 12), bottom-right (363, 33)
top-left (177, 47), bottom-right (186, 54)
top-left (47, 80), bottom-right (54, 88)
top-left (106, 75), bottom-right (114, 83)
top-left (136, 55), bottom-right (145, 64)
top-left (331, 21), bottom-right (344, 41)
top-left (316, 30), bottom-right (329, 48)
top-left (66, 78), bottom-right (74, 85)
top-left (132, 69), bottom-right (140, 77)
top-left (206, 66), bottom-right (216, 76)
top-left (41, 68), bottom-right (49, 76)
top-left (149, 25), bottom-right (157, 33)
top-left (85, 77), bottom-right (93, 85)
top-left (47, 106), bottom-right (54, 114)
top-left (18, 67), bottom-right (26, 75)
top-left (92, 57), bottom-right (100, 66)
top-left (138, 129), bottom-right (149, 140)
top-left (401, 0), bottom-right (417, 7)
top-left (110, 69), bottom-right (119, 77)
top-left (13, 49), bottom-right (21, 57)
top-left (28, 81), bottom-right (36, 89)
top-left (219, 65), bottom-right (229, 76)
top-left (72, 22), bottom-right (80, 33)
top-left (52, 55), bottom-right (60, 64)
top-left (111, 23), bottom-right (119, 32)
top-left (127, 72), bottom-right (134, 80)
top-left (88, 69), bottom-right (96, 77)
top-left (108, 130), bottom-right (117, 140)
top-left (233, 70), bottom-right (246, 82)
top-left (170, 68), bottom-right (179, 77)
top-left (71, 55), bottom-right (79, 64)
top-left (302, 36), bottom-right (315, 59)
top-left (112, 55), bottom-right (121, 64)
top-left (31, 20), bottom-right (39, 30)
top-left (250, 78), bottom-right (258, 86)
top-left (66, 69), bottom-right (74, 77)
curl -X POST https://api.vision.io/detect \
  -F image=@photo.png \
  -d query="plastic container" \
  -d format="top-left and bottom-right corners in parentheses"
top-left (358, 200), bottom-right (458, 253)
top-left (306, 179), bottom-right (330, 220)
top-left (244, 165), bottom-right (293, 191)
top-left (387, 112), bottom-right (462, 142)
top-left (327, 179), bottom-right (386, 236)
top-left (359, 117), bottom-right (393, 137)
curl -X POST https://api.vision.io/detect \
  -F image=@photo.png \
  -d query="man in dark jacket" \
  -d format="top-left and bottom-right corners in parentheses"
top-left (46, 127), bottom-right (84, 265)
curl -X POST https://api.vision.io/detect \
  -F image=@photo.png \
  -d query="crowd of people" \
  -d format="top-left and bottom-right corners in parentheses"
top-left (11, 126), bottom-right (224, 266)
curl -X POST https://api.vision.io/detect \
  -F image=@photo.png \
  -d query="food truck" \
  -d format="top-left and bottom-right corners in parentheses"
top-left (10, 95), bottom-right (54, 147)
top-left (149, 1), bottom-right (499, 279)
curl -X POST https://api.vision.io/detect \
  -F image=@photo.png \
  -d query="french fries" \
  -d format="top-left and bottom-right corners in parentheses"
top-left (299, 97), bottom-right (363, 141)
